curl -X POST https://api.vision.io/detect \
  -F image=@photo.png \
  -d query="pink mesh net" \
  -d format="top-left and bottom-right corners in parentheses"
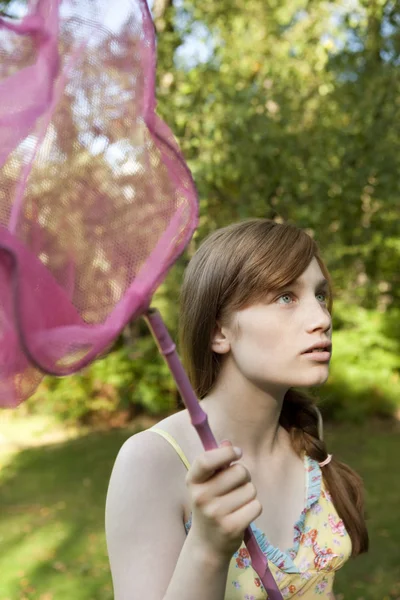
top-left (0, 0), bottom-right (198, 407)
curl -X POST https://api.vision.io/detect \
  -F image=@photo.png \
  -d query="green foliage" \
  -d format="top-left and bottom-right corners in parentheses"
top-left (29, 296), bottom-right (399, 427)
top-left (20, 0), bottom-right (400, 424)
top-left (29, 333), bottom-right (176, 425)
top-left (319, 302), bottom-right (400, 422)
top-left (156, 0), bottom-right (400, 308)
top-left (154, 0), bottom-right (400, 423)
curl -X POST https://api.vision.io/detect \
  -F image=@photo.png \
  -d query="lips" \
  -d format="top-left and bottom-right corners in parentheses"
top-left (302, 349), bottom-right (331, 362)
top-left (303, 346), bottom-right (330, 354)
top-left (302, 341), bottom-right (332, 354)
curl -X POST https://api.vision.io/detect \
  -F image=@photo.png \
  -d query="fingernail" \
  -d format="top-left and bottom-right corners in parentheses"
top-left (233, 447), bottom-right (242, 457)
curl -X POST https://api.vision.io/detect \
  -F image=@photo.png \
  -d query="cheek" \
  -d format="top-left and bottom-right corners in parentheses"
top-left (239, 317), bottom-right (289, 351)
top-left (231, 324), bottom-right (283, 372)
top-left (231, 308), bottom-right (297, 369)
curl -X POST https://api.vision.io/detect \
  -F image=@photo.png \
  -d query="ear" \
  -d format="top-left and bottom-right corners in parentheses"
top-left (211, 322), bottom-right (231, 354)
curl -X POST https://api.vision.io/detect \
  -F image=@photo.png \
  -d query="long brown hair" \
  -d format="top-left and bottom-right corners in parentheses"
top-left (179, 218), bottom-right (368, 556)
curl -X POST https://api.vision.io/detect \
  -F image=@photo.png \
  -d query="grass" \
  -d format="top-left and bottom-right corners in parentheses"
top-left (0, 415), bottom-right (399, 600)
top-left (326, 421), bottom-right (400, 600)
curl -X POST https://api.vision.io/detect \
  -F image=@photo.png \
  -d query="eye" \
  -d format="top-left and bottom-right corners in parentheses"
top-left (276, 291), bottom-right (329, 305)
top-left (276, 293), bottom-right (294, 304)
top-left (316, 291), bottom-right (328, 303)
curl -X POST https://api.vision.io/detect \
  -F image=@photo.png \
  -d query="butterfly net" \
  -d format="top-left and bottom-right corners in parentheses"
top-left (0, 0), bottom-right (198, 408)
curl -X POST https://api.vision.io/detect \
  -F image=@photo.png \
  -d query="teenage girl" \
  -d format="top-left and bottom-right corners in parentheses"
top-left (105, 219), bottom-right (368, 599)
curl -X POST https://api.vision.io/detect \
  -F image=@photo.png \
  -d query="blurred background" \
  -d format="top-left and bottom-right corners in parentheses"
top-left (0, 0), bottom-right (399, 598)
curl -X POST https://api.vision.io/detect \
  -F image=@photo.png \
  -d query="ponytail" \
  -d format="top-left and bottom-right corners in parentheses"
top-left (280, 389), bottom-right (369, 556)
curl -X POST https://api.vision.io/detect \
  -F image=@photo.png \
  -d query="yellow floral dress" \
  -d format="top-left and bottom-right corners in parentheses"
top-left (149, 427), bottom-right (352, 599)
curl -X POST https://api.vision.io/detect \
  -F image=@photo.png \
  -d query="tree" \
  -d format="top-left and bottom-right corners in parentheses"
top-left (1, 0), bottom-right (398, 421)
top-left (155, 0), bottom-right (399, 311)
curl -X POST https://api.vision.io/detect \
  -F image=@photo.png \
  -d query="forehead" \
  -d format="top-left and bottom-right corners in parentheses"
top-left (263, 258), bottom-right (328, 299)
top-left (291, 257), bottom-right (328, 288)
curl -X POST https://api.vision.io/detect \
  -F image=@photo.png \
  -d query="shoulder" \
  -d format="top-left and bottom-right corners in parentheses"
top-left (147, 408), bottom-right (205, 466)
top-left (114, 416), bottom-right (187, 478)
top-left (105, 422), bottom-right (189, 539)
top-left (109, 409), bottom-right (200, 489)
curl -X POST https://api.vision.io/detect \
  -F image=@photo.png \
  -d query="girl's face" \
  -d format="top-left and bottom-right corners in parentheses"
top-left (220, 258), bottom-right (333, 391)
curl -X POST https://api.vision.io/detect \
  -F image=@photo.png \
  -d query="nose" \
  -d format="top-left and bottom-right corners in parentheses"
top-left (305, 297), bottom-right (332, 334)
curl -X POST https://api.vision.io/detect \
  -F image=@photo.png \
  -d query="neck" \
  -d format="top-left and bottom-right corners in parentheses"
top-left (199, 363), bottom-right (289, 465)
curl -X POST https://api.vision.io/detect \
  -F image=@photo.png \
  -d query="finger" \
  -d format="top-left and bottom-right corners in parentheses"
top-left (190, 463), bottom-right (251, 510)
top-left (205, 462), bottom-right (251, 497)
top-left (205, 481), bottom-right (258, 519)
top-left (221, 497), bottom-right (263, 534)
top-left (187, 445), bottom-right (242, 484)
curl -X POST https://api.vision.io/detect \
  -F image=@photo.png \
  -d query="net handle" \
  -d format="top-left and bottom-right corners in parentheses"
top-left (144, 308), bottom-right (283, 599)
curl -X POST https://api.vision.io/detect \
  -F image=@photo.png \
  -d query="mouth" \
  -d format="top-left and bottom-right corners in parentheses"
top-left (302, 341), bottom-right (332, 354)
top-left (301, 349), bottom-right (331, 362)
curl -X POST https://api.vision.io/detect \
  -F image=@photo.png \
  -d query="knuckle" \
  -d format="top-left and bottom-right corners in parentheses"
top-left (253, 499), bottom-right (263, 515)
top-left (234, 463), bottom-right (251, 482)
top-left (191, 489), bottom-right (207, 508)
top-left (196, 454), bottom-right (209, 472)
top-left (246, 482), bottom-right (257, 499)
top-left (203, 502), bottom-right (218, 520)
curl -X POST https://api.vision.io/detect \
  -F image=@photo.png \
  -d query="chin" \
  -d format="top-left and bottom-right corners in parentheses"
top-left (307, 372), bottom-right (330, 387)
top-left (295, 369), bottom-right (330, 388)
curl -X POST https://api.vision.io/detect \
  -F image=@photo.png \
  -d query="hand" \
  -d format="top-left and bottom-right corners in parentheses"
top-left (185, 440), bottom-right (262, 560)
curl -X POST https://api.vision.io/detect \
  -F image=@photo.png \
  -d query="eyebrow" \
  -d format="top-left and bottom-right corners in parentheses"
top-left (267, 277), bottom-right (330, 298)
top-left (292, 278), bottom-right (329, 289)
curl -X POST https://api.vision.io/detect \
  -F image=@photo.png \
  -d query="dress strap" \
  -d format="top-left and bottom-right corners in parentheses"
top-left (148, 427), bottom-right (191, 470)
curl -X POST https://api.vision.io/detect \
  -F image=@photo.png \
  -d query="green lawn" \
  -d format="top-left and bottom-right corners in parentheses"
top-left (0, 417), bottom-right (399, 600)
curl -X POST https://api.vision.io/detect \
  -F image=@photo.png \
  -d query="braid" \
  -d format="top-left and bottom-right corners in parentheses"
top-left (280, 389), bottom-right (369, 556)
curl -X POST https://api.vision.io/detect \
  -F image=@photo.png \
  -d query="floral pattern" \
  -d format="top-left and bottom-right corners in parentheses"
top-left (184, 455), bottom-right (352, 598)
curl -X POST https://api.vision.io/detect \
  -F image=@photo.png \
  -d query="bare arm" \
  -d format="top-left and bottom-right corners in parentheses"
top-left (105, 431), bottom-right (231, 600)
